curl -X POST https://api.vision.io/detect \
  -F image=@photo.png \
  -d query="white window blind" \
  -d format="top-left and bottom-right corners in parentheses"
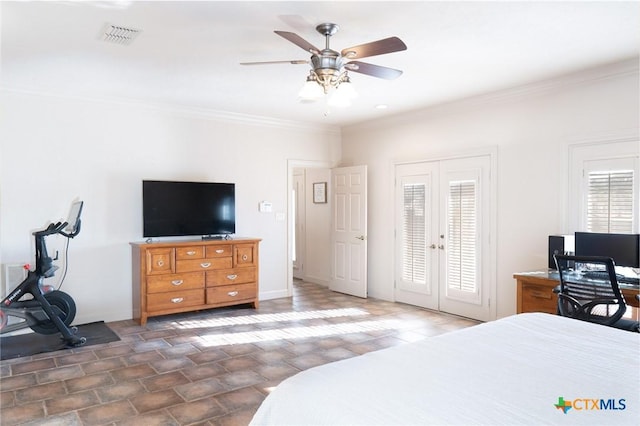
top-left (402, 183), bottom-right (426, 284)
top-left (447, 180), bottom-right (477, 293)
top-left (587, 170), bottom-right (634, 233)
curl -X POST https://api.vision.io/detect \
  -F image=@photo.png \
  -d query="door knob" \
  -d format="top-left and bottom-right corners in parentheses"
top-left (355, 235), bottom-right (366, 240)
top-left (429, 244), bottom-right (436, 249)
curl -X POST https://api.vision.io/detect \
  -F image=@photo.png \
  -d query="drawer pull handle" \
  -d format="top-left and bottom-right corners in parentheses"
top-left (157, 260), bottom-right (164, 267)
top-left (228, 291), bottom-right (239, 297)
top-left (171, 280), bottom-right (183, 286)
top-left (171, 297), bottom-right (184, 304)
top-left (227, 274), bottom-right (238, 280)
top-left (215, 249), bottom-right (225, 254)
top-left (242, 254), bottom-right (248, 261)
top-left (530, 292), bottom-right (551, 300)
top-left (200, 262), bottom-right (211, 268)
top-left (186, 251), bottom-right (196, 256)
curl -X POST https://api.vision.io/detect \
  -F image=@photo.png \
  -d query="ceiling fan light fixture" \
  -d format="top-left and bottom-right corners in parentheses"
top-left (328, 75), bottom-right (357, 108)
top-left (298, 74), bottom-right (324, 101)
top-left (335, 75), bottom-right (357, 100)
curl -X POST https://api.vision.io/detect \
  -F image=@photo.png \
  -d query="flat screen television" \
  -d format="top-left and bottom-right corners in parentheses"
top-left (574, 231), bottom-right (640, 268)
top-left (143, 180), bottom-right (235, 238)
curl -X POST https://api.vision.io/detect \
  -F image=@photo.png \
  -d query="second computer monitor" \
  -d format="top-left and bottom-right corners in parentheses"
top-left (574, 232), bottom-right (640, 268)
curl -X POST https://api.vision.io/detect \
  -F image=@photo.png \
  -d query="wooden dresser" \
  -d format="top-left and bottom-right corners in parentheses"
top-left (131, 238), bottom-right (260, 325)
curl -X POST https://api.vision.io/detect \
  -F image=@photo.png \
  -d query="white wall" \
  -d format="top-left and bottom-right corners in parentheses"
top-left (302, 167), bottom-right (332, 285)
top-left (0, 90), bottom-right (340, 325)
top-left (340, 59), bottom-right (639, 319)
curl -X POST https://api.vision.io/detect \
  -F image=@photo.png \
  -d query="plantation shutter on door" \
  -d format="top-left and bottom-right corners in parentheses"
top-left (446, 179), bottom-right (478, 298)
top-left (402, 183), bottom-right (427, 284)
top-left (587, 170), bottom-right (634, 233)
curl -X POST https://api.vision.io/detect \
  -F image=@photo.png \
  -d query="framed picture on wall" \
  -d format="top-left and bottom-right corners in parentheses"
top-left (313, 182), bottom-right (327, 204)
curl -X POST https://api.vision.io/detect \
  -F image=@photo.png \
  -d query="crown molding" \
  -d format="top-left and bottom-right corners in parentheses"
top-left (352, 57), bottom-right (640, 127)
top-left (0, 87), bottom-right (341, 135)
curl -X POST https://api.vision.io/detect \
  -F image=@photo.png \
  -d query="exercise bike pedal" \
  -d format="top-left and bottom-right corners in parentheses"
top-left (61, 334), bottom-right (86, 347)
top-left (72, 336), bottom-right (87, 346)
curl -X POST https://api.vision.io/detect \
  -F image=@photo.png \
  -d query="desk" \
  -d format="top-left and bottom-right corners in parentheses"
top-left (514, 270), bottom-right (639, 317)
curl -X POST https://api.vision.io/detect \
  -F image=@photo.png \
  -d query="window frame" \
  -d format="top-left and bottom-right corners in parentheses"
top-left (568, 140), bottom-right (639, 234)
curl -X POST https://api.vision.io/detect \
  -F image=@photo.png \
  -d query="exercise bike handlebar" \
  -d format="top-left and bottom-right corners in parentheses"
top-left (34, 219), bottom-right (81, 239)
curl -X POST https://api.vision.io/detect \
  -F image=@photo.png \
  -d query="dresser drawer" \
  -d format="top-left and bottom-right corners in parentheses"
top-left (206, 245), bottom-right (233, 258)
top-left (147, 288), bottom-right (204, 312)
top-left (147, 272), bottom-right (204, 294)
top-left (145, 248), bottom-right (175, 275)
top-left (521, 283), bottom-right (557, 314)
top-left (206, 267), bottom-right (257, 286)
top-left (206, 283), bottom-right (256, 305)
top-left (176, 257), bottom-right (233, 273)
top-left (235, 244), bottom-right (257, 267)
top-left (176, 246), bottom-right (205, 260)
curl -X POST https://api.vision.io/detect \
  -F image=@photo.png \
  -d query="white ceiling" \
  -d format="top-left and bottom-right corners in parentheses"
top-left (2, 1), bottom-right (639, 127)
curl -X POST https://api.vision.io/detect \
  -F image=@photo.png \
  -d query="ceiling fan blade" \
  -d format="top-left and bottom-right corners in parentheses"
top-left (341, 37), bottom-right (407, 60)
top-left (275, 31), bottom-right (321, 54)
top-left (240, 60), bottom-right (309, 66)
top-left (344, 61), bottom-right (403, 80)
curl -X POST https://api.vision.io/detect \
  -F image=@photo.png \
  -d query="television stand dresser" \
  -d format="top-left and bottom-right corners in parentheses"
top-left (131, 238), bottom-right (260, 325)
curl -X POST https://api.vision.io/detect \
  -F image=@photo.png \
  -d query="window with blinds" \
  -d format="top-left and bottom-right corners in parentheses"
top-left (587, 170), bottom-right (634, 233)
top-left (402, 183), bottom-right (427, 284)
top-left (447, 180), bottom-right (477, 293)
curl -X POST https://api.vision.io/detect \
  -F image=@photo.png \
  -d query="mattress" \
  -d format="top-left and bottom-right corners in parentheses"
top-left (250, 312), bottom-right (639, 425)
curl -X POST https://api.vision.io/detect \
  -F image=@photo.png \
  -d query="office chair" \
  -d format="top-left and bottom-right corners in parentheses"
top-left (553, 254), bottom-right (639, 332)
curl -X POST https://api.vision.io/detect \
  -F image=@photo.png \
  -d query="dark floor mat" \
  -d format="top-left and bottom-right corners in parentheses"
top-left (0, 321), bottom-right (120, 360)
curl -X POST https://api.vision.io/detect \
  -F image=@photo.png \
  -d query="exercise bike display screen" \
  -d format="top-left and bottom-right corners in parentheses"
top-left (65, 201), bottom-right (84, 234)
top-left (142, 180), bottom-right (236, 238)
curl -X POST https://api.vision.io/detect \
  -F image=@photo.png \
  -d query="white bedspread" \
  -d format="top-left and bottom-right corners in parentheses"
top-left (250, 313), bottom-right (639, 425)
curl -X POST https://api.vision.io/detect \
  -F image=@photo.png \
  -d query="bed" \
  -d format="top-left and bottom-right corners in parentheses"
top-left (250, 313), bottom-right (639, 425)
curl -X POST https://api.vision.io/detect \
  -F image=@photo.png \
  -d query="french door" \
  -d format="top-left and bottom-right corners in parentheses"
top-left (394, 155), bottom-right (494, 321)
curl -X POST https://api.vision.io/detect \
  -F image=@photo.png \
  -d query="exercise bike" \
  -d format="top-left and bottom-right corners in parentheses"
top-left (1, 201), bottom-right (86, 347)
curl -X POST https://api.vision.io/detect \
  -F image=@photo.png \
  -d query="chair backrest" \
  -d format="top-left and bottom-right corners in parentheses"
top-left (553, 254), bottom-right (626, 326)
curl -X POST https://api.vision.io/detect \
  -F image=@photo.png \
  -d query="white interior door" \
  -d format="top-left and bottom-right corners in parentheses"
top-left (394, 155), bottom-right (494, 321)
top-left (330, 165), bottom-right (368, 298)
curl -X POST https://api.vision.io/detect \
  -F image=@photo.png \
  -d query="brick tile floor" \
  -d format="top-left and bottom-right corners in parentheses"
top-left (1, 281), bottom-right (479, 425)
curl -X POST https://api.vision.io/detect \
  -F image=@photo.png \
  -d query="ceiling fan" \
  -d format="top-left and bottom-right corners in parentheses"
top-left (241, 23), bottom-right (407, 103)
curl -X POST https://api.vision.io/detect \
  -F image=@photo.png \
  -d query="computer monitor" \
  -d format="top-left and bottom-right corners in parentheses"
top-left (574, 232), bottom-right (640, 268)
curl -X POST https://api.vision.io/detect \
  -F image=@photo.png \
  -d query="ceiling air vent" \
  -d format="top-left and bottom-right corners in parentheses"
top-left (103, 24), bottom-right (141, 46)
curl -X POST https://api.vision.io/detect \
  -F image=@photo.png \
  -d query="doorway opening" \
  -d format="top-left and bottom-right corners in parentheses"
top-left (286, 160), bottom-right (333, 297)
